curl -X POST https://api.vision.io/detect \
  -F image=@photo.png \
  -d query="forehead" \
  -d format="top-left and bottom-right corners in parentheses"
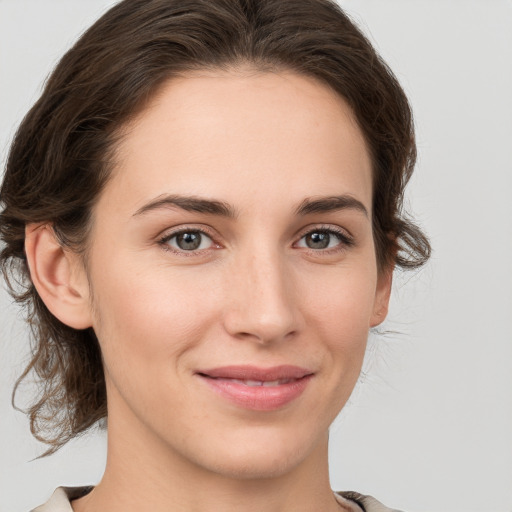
top-left (100, 69), bottom-right (372, 217)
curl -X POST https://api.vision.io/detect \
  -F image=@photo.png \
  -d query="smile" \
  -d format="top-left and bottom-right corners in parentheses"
top-left (196, 365), bottom-right (314, 411)
top-left (217, 378), bottom-right (296, 387)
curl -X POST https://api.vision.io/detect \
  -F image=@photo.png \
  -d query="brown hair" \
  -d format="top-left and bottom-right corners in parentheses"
top-left (0, 0), bottom-right (430, 454)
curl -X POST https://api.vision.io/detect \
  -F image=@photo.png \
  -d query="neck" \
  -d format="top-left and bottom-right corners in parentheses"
top-left (72, 397), bottom-right (340, 512)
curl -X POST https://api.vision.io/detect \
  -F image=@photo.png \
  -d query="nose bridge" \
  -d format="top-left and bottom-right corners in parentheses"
top-left (224, 240), bottom-right (299, 343)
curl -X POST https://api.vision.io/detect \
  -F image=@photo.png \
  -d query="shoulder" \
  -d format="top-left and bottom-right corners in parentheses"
top-left (31, 487), bottom-right (93, 512)
top-left (33, 487), bottom-right (401, 512)
top-left (336, 491), bottom-right (404, 512)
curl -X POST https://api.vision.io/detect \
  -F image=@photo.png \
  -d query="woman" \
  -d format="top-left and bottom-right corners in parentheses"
top-left (0, 0), bottom-right (430, 511)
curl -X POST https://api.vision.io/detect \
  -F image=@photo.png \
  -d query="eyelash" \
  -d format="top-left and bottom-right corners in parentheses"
top-left (296, 225), bottom-right (355, 254)
top-left (158, 226), bottom-right (220, 257)
top-left (158, 225), bottom-right (354, 256)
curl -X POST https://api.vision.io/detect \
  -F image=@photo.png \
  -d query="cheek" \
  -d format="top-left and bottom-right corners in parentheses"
top-left (88, 265), bottom-right (220, 430)
top-left (301, 262), bottom-right (378, 332)
top-left (300, 263), bottom-right (377, 383)
top-left (89, 258), bottom-right (221, 376)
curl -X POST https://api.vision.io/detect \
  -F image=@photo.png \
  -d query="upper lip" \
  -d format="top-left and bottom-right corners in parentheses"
top-left (197, 365), bottom-right (313, 381)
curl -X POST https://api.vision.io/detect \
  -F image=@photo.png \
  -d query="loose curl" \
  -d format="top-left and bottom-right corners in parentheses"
top-left (0, 0), bottom-right (430, 455)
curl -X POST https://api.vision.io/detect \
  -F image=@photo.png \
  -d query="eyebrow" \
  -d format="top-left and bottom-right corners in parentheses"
top-left (133, 194), bottom-right (239, 218)
top-left (133, 193), bottom-right (368, 219)
top-left (294, 195), bottom-right (368, 218)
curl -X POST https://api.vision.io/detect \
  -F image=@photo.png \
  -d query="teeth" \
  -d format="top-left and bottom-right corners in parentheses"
top-left (245, 380), bottom-right (263, 387)
top-left (263, 379), bottom-right (290, 387)
top-left (227, 379), bottom-right (261, 386)
top-left (222, 378), bottom-right (293, 387)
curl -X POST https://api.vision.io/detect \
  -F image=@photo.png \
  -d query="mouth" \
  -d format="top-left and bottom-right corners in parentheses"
top-left (196, 365), bottom-right (314, 411)
top-left (208, 377), bottom-right (298, 387)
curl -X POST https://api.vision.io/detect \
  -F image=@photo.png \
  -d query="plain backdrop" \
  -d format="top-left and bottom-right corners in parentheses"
top-left (1, 1), bottom-right (511, 511)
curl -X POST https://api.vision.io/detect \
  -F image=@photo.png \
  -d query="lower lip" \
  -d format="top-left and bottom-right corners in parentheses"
top-left (199, 375), bottom-right (313, 411)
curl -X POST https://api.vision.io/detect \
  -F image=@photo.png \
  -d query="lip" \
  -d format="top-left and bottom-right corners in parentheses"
top-left (196, 365), bottom-right (314, 411)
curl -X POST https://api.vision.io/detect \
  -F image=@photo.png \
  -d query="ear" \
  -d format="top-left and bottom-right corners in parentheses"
top-left (369, 265), bottom-right (393, 328)
top-left (25, 224), bottom-right (93, 329)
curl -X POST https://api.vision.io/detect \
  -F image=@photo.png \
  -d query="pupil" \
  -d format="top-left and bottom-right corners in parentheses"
top-left (307, 232), bottom-right (329, 249)
top-left (177, 232), bottom-right (201, 250)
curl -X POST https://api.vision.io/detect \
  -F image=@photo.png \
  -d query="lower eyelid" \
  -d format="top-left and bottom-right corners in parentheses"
top-left (159, 228), bottom-right (218, 252)
top-left (158, 226), bottom-right (353, 254)
top-left (296, 228), bottom-right (353, 247)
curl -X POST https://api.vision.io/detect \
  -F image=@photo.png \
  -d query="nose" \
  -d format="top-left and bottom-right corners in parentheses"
top-left (222, 247), bottom-right (302, 345)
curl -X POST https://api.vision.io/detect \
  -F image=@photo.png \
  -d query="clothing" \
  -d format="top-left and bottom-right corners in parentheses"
top-left (32, 486), bottom-right (403, 512)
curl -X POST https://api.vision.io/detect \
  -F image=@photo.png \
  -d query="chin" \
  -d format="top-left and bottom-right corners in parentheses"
top-left (186, 426), bottom-right (326, 481)
top-left (206, 450), bottom-right (304, 481)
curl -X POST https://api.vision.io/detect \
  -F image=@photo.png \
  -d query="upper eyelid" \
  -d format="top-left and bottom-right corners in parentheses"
top-left (295, 224), bottom-right (353, 240)
top-left (159, 224), bottom-right (217, 241)
top-left (158, 224), bottom-right (353, 256)
top-left (158, 227), bottom-right (218, 255)
top-left (159, 223), bottom-right (350, 240)
top-left (295, 226), bottom-right (354, 249)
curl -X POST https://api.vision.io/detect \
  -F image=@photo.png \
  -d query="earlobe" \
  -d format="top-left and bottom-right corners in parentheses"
top-left (25, 224), bottom-right (93, 329)
top-left (369, 266), bottom-right (393, 328)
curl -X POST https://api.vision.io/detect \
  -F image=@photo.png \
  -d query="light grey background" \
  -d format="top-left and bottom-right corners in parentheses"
top-left (1, 1), bottom-right (511, 511)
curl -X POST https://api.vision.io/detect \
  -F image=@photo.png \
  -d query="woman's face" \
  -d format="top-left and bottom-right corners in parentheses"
top-left (81, 70), bottom-right (391, 478)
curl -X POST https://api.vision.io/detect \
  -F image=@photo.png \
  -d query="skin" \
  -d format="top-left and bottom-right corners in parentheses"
top-left (26, 69), bottom-right (392, 512)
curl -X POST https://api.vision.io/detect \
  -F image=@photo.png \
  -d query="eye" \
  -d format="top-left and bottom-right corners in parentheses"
top-left (296, 228), bottom-right (353, 251)
top-left (161, 229), bottom-right (215, 252)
